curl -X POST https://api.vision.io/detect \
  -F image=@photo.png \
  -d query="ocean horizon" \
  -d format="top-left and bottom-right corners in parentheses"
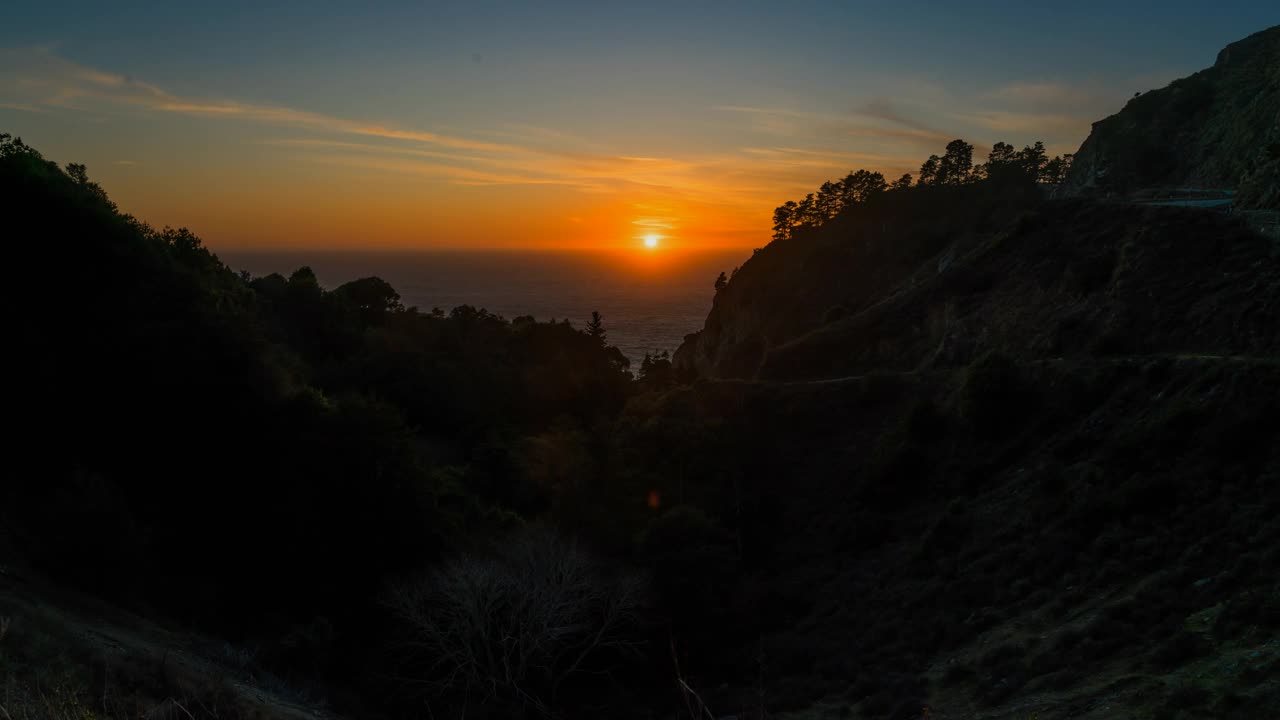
top-left (219, 248), bottom-right (752, 367)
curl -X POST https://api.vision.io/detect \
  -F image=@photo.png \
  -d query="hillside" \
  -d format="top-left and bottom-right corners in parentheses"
top-left (1, 132), bottom-right (648, 719)
top-left (1062, 24), bottom-right (1279, 208)
top-left (654, 27), bottom-right (1280, 719)
top-left (677, 26), bottom-right (1279, 382)
top-left (651, 196), bottom-right (1280, 718)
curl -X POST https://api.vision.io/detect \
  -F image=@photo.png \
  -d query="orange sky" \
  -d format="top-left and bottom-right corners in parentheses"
top-left (3, 2), bottom-right (1247, 252)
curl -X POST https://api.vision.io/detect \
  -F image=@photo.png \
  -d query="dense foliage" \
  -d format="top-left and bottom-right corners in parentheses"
top-left (770, 138), bottom-right (1073, 241)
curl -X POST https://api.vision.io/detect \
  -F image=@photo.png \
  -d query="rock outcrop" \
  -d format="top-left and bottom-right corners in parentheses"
top-left (1063, 25), bottom-right (1279, 207)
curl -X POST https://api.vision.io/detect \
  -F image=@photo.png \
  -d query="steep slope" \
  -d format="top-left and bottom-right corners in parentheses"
top-left (0, 573), bottom-right (335, 720)
top-left (761, 200), bottom-right (1280, 381)
top-left (649, 195), bottom-right (1280, 719)
top-left (1063, 24), bottom-right (1279, 208)
top-left (652, 26), bottom-right (1280, 719)
top-left (673, 183), bottom-right (1045, 380)
top-left (630, 350), bottom-right (1280, 719)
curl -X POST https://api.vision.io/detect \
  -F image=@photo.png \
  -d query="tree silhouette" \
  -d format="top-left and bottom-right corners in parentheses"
top-left (714, 272), bottom-right (728, 292)
top-left (919, 155), bottom-right (941, 185)
top-left (842, 169), bottom-right (888, 205)
top-left (772, 200), bottom-right (800, 241)
top-left (937, 139), bottom-right (974, 185)
top-left (1042, 153), bottom-right (1075, 185)
top-left (766, 137), bottom-right (1070, 256)
top-left (585, 310), bottom-right (607, 343)
top-left (336, 276), bottom-right (405, 326)
top-left (1015, 141), bottom-right (1049, 180)
top-left (638, 351), bottom-right (674, 390)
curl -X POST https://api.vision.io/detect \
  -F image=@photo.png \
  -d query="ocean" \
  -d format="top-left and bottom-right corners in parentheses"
top-left (219, 249), bottom-right (751, 366)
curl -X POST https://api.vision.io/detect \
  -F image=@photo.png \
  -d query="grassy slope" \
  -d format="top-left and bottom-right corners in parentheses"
top-left (0, 572), bottom-right (333, 720)
top-left (645, 358), bottom-right (1280, 719)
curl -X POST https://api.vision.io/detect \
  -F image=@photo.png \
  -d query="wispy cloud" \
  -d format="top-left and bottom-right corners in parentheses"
top-left (0, 46), bottom-right (1101, 249)
top-left (984, 81), bottom-right (1096, 107)
top-left (716, 102), bottom-right (952, 148)
top-left (954, 110), bottom-right (1094, 137)
top-left (2, 48), bottom-right (517, 153)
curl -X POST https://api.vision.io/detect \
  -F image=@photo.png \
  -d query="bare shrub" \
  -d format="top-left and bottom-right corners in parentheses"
top-left (385, 528), bottom-right (644, 716)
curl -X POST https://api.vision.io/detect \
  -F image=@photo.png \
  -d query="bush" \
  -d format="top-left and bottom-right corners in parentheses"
top-left (385, 528), bottom-right (644, 716)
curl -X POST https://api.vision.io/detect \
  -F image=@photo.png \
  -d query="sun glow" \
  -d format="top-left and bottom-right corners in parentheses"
top-left (643, 234), bottom-right (660, 249)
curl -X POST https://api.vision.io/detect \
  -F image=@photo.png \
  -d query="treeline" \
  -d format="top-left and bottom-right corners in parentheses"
top-left (772, 139), bottom-right (1073, 241)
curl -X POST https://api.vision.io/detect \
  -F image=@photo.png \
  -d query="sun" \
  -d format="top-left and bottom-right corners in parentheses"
top-left (643, 234), bottom-right (660, 249)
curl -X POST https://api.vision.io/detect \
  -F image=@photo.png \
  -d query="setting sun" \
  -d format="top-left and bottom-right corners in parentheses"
top-left (643, 235), bottom-right (660, 249)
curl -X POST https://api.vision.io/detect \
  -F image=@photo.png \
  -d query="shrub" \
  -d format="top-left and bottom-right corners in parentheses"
top-left (385, 528), bottom-right (644, 716)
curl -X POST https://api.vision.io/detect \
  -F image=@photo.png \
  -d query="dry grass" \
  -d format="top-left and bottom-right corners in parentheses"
top-left (0, 589), bottom-right (325, 720)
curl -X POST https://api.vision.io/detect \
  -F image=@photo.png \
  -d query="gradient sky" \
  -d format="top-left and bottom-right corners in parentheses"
top-left (2, 2), bottom-right (1275, 251)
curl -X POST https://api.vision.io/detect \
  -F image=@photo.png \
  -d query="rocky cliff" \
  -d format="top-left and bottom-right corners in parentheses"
top-left (1063, 24), bottom-right (1279, 208)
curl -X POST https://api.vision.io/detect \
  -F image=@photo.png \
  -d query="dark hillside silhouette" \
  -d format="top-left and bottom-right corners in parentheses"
top-left (3, 133), bottom-right (644, 718)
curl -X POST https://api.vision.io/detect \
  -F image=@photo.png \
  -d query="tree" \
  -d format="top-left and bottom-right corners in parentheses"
top-left (386, 530), bottom-right (643, 714)
top-left (1042, 153), bottom-right (1075, 185)
top-left (842, 169), bottom-right (888, 204)
top-left (937, 139), bottom-right (974, 185)
top-left (816, 180), bottom-right (842, 219)
top-left (988, 142), bottom-right (1017, 167)
top-left (978, 141), bottom-right (1032, 182)
top-left (63, 162), bottom-right (111, 203)
top-left (336, 276), bottom-right (405, 326)
top-left (585, 310), bottom-right (607, 344)
top-left (1016, 141), bottom-right (1049, 181)
top-left (714, 272), bottom-right (728, 292)
top-left (795, 193), bottom-right (822, 230)
top-left (638, 351), bottom-right (674, 390)
top-left (919, 155), bottom-right (941, 185)
top-left (289, 266), bottom-right (320, 288)
top-left (772, 200), bottom-right (800, 241)
top-left (891, 173), bottom-right (913, 190)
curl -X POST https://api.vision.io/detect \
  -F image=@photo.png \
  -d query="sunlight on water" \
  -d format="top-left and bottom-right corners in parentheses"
top-left (222, 248), bottom-right (752, 366)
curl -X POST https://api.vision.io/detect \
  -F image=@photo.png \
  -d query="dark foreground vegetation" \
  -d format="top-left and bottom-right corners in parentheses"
top-left (3, 28), bottom-right (1280, 720)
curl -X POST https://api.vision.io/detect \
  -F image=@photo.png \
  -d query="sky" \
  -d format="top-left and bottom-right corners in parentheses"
top-left (2, 2), bottom-right (1276, 252)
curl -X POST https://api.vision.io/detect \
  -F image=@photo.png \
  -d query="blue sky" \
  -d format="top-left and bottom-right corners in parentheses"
top-left (2, 2), bottom-right (1276, 249)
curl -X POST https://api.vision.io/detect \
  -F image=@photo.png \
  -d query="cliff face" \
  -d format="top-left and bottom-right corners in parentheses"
top-left (676, 27), bottom-right (1280, 382)
top-left (676, 195), bottom-right (1280, 382)
top-left (673, 183), bottom-right (1046, 379)
top-left (1063, 25), bottom-right (1279, 207)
